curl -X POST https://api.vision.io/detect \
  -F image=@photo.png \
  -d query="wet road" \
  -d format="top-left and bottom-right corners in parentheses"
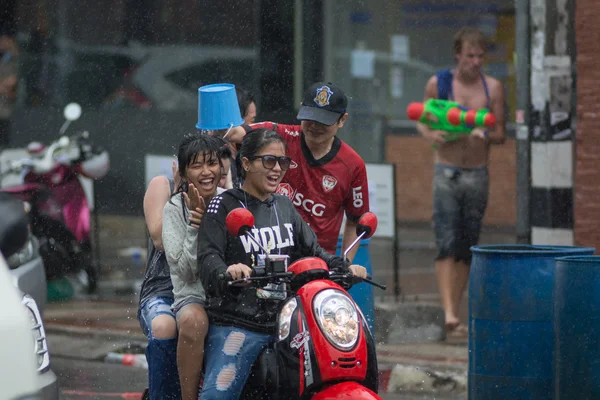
top-left (54, 356), bottom-right (147, 400)
top-left (53, 355), bottom-right (465, 400)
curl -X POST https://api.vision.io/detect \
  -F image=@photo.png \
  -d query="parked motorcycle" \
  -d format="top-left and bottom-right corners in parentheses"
top-left (221, 208), bottom-right (386, 399)
top-left (0, 103), bottom-right (109, 293)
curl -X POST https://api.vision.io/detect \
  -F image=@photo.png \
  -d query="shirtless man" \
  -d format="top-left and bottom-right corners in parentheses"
top-left (417, 27), bottom-right (506, 334)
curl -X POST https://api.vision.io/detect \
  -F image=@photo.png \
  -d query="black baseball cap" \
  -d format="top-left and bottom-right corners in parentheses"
top-left (296, 82), bottom-right (348, 126)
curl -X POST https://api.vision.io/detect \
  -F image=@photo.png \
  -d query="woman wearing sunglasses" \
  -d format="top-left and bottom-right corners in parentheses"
top-left (195, 128), bottom-right (367, 399)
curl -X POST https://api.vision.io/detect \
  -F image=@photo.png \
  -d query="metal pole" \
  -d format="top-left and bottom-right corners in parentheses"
top-left (392, 164), bottom-right (401, 301)
top-left (515, 0), bottom-right (531, 244)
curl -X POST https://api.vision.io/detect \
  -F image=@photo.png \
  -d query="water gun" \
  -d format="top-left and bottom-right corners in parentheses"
top-left (407, 99), bottom-right (496, 148)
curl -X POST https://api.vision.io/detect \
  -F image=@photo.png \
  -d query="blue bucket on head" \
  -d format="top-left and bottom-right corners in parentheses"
top-left (468, 244), bottom-right (595, 400)
top-left (196, 83), bottom-right (245, 130)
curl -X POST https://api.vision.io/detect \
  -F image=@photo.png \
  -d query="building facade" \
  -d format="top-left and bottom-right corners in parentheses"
top-left (5, 0), bottom-right (549, 239)
top-left (574, 0), bottom-right (600, 251)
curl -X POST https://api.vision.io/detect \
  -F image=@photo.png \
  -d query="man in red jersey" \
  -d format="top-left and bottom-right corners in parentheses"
top-left (235, 82), bottom-right (370, 261)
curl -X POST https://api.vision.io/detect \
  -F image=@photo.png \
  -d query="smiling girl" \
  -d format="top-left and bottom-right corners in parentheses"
top-left (162, 133), bottom-right (227, 400)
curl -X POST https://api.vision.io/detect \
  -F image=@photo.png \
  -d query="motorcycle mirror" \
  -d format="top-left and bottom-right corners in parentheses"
top-left (63, 103), bottom-right (82, 121)
top-left (225, 208), bottom-right (255, 237)
top-left (57, 136), bottom-right (70, 147)
top-left (356, 212), bottom-right (378, 239)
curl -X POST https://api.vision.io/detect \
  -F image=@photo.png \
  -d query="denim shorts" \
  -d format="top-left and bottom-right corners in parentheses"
top-left (139, 296), bottom-right (176, 338)
top-left (200, 325), bottom-right (273, 399)
top-left (432, 164), bottom-right (489, 265)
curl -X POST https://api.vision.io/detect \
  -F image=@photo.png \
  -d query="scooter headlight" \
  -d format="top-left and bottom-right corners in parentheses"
top-left (313, 289), bottom-right (359, 350)
top-left (278, 297), bottom-right (297, 341)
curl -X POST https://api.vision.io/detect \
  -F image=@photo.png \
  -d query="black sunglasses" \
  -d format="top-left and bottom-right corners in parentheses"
top-left (248, 155), bottom-right (292, 170)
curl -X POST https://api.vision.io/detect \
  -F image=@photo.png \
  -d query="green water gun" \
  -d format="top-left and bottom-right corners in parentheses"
top-left (407, 99), bottom-right (496, 148)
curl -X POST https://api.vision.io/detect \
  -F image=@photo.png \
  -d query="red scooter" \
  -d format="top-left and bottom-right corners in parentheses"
top-left (223, 209), bottom-right (386, 399)
top-left (0, 103), bottom-right (109, 292)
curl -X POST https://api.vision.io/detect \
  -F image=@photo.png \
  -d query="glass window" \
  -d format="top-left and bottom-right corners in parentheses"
top-left (14, 0), bottom-right (259, 110)
top-left (323, 0), bottom-right (516, 134)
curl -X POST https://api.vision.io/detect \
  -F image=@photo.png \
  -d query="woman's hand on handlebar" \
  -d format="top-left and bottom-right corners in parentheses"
top-left (226, 263), bottom-right (253, 285)
top-left (349, 264), bottom-right (367, 279)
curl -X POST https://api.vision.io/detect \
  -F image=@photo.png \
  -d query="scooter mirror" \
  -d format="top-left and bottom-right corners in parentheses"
top-left (57, 136), bottom-right (70, 147)
top-left (356, 212), bottom-right (378, 239)
top-left (226, 208), bottom-right (255, 237)
top-left (63, 103), bottom-right (82, 121)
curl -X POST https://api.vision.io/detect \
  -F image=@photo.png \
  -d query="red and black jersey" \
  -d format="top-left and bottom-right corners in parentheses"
top-left (249, 122), bottom-right (370, 254)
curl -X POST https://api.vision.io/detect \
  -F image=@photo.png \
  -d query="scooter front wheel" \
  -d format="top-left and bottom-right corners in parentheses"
top-left (311, 382), bottom-right (381, 400)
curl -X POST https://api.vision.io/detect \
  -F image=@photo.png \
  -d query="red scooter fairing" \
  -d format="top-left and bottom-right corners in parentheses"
top-left (311, 381), bottom-right (382, 400)
top-left (297, 280), bottom-right (368, 385)
top-left (223, 209), bottom-right (383, 399)
top-left (272, 259), bottom-right (379, 398)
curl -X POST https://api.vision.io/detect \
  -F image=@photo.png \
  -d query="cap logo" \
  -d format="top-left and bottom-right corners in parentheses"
top-left (314, 86), bottom-right (333, 107)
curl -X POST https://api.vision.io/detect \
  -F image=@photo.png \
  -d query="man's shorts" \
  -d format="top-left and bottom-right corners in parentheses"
top-left (432, 164), bottom-right (489, 265)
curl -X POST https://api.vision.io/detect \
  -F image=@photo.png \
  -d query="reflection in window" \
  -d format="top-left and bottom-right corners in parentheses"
top-left (14, 0), bottom-right (259, 111)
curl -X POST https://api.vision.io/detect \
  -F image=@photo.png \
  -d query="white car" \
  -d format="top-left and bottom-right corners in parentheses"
top-left (0, 194), bottom-right (59, 399)
top-left (0, 251), bottom-right (59, 399)
top-left (7, 234), bottom-right (47, 312)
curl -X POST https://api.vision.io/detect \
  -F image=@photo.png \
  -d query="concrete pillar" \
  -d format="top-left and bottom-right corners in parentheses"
top-left (529, 0), bottom-right (575, 245)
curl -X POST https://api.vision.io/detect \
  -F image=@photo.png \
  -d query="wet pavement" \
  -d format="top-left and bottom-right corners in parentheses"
top-left (53, 356), bottom-right (146, 399)
top-left (44, 295), bottom-right (468, 399)
top-left (52, 354), bottom-right (466, 400)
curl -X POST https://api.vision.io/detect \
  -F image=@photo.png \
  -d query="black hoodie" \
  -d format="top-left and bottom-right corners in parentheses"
top-left (198, 188), bottom-right (346, 333)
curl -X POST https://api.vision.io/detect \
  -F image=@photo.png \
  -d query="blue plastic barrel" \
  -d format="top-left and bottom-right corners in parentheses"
top-left (336, 237), bottom-right (375, 334)
top-left (469, 245), bottom-right (595, 400)
top-left (554, 255), bottom-right (600, 400)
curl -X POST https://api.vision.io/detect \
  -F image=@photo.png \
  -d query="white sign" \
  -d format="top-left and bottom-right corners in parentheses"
top-left (391, 35), bottom-right (410, 62)
top-left (390, 67), bottom-right (404, 99)
top-left (145, 154), bottom-right (177, 187)
top-left (366, 163), bottom-right (395, 238)
top-left (350, 49), bottom-right (375, 79)
top-left (339, 163), bottom-right (396, 239)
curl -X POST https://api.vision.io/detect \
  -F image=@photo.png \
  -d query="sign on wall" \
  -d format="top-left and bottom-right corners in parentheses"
top-left (145, 154), bottom-right (176, 188)
top-left (365, 163), bottom-right (396, 238)
top-left (338, 163), bottom-right (396, 239)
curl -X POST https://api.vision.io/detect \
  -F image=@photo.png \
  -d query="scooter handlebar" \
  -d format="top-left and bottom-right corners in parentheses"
top-left (217, 267), bottom-right (386, 290)
top-left (218, 272), bottom-right (233, 282)
top-left (329, 271), bottom-right (387, 291)
top-left (218, 270), bottom-right (293, 286)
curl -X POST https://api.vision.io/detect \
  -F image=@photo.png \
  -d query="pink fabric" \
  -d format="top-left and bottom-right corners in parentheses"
top-left (50, 178), bottom-right (90, 242)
